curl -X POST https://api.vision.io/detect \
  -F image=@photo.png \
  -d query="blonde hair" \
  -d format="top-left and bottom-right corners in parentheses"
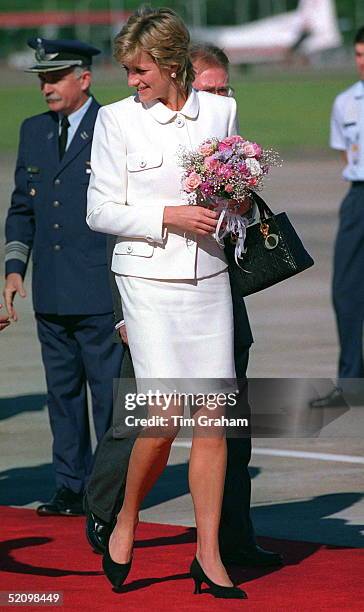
top-left (113, 7), bottom-right (194, 91)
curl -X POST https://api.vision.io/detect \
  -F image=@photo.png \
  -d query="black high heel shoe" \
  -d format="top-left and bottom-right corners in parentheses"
top-left (102, 541), bottom-right (132, 589)
top-left (190, 557), bottom-right (247, 599)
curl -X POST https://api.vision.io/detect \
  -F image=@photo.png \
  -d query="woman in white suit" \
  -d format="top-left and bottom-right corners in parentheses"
top-left (87, 7), bottom-right (246, 600)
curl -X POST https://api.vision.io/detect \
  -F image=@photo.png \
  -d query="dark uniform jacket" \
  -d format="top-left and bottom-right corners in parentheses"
top-left (5, 97), bottom-right (113, 315)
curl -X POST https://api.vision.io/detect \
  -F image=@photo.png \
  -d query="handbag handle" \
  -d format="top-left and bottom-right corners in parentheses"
top-left (250, 191), bottom-right (274, 221)
top-left (226, 191), bottom-right (275, 247)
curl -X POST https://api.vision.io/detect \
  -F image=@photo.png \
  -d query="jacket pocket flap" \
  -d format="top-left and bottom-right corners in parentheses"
top-left (27, 175), bottom-right (43, 183)
top-left (114, 240), bottom-right (154, 258)
top-left (126, 151), bottom-right (163, 172)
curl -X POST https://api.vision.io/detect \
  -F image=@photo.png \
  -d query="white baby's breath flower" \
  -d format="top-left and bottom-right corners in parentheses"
top-left (181, 190), bottom-right (198, 205)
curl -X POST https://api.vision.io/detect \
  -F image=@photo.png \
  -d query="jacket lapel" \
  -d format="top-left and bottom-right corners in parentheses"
top-left (44, 112), bottom-right (59, 166)
top-left (55, 98), bottom-right (100, 175)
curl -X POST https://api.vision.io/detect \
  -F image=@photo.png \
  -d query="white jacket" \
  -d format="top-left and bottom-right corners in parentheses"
top-left (86, 89), bottom-right (238, 279)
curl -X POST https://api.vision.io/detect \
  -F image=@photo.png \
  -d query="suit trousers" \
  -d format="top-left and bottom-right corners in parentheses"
top-left (86, 345), bottom-right (255, 548)
top-left (36, 312), bottom-right (124, 493)
top-left (333, 183), bottom-right (364, 379)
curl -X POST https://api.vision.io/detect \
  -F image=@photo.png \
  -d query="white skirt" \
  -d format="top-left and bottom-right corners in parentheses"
top-left (115, 270), bottom-right (236, 393)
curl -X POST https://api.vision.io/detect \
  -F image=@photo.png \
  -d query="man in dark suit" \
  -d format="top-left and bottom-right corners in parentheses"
top-left (85, 44), bottom-right (282, 568)
top-left (3, 38), bottom-right (124, 516)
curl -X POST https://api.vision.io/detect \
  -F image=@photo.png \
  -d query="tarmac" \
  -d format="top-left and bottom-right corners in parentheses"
top-left (0, 153), bottom-right (363, 549)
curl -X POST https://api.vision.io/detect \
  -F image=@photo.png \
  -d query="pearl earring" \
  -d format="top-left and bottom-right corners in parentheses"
top-left (171, 72), bottom-right (176, 78)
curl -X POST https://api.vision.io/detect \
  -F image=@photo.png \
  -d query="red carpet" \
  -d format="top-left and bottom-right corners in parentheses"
top-left (0, 506), bottom-right (362, 611)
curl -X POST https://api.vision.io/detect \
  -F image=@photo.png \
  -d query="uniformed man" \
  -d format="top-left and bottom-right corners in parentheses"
top-left (3, 38), bottom-right (124, 515)
top-left (311, 26), bottom-right (364, 407)
top-left (84, 44), bottom-right (283, 569)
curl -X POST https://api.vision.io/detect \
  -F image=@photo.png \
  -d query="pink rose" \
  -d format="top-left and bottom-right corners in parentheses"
top-left (225, 184), bottom-right (234, 193)
top-left (241, 141), bottom-right (256, 157)
top-left (184, 171), bottom-right (202, 192)
top-left (218, 141), bottom-right (233, 153)
top-left (252, 142), bottom-right (262, 158)
top-left (199, 142), bottom-right (215, 156)
top-left (204, 156), bottom-right (221, 172)
top-left (222, 135), bottom-right (244, 147)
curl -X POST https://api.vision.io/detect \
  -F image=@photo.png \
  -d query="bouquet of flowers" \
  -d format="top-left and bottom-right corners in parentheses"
top-left (178, 135), bottom-right (280, 261)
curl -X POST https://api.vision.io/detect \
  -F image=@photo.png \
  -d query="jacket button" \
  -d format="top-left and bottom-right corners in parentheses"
top-left (175, 114), bottom-right (184, 127)
top-left (53, 223), bottom-right (60, 229)
top-left (29, 188), bottom-right (36, 196)
top-left (126, 245), bottom-right (133, 253)
top-left (54, 178), bottom-right (61, 185)
top-left (54, 244), bottom-right (61, 251)
top-left (139, 160), bottom-right (146, 168)
top-left (53, 200), bottom-right (60, 207)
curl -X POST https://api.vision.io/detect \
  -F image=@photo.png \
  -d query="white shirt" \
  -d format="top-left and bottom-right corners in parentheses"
top-left (58, 95), bottom-right (93, 150)
top-left (330, 80), bottom-right (364, 181)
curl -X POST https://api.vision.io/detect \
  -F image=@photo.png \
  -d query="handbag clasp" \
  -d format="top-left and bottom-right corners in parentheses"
top-left (260, 222), bottom-right (270, 237)
top-left (260, 222), bottom-right (279, 249)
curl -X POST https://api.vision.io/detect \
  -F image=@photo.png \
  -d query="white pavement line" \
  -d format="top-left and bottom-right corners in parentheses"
top-left (173, 440), bottom-right (192, 448)
top-left (252, 448), bottom-right (364, 464)
top-left (173, 441), bottom-right (364, 464)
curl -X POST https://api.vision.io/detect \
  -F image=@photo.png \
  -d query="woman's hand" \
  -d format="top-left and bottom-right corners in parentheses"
top-left (163, 206), bottom-right (218, 236)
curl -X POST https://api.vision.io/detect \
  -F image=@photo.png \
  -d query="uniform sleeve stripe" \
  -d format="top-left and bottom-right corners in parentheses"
top-left (5, 253), bottom-right (28, 264)
top-left (5, 241), bottom-right (30, 263)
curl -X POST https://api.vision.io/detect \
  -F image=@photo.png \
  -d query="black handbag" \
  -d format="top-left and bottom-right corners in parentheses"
top-left (225, 192), bottom-right (314, 297)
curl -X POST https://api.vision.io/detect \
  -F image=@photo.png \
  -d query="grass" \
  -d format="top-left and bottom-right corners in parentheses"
top-left (0, 75), bottom-right (355, 153)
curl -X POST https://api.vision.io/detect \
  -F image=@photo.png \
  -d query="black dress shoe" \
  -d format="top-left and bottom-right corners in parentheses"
top-left (309, 387), bottom-right (346, 408)
top-left (221, 545), bottom-right (283, 568)
top-left (190, 557), bottom-right (247, 599)
top-left (84, 497), bottom-right (110, 554)
top-left (37, 486), bottom-right (84, 517)
top-left (103, 541), bottom-right (132, 589)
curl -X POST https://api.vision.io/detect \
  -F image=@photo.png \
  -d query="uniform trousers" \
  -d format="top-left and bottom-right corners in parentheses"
top-left (333, 183), bottom-right (364, 379)
top-left (36, 312), bottom-right (124, 493)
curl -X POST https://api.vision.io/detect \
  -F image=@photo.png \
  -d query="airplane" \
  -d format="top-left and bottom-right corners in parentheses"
top-left (192, 0), bottom-right (342, 64)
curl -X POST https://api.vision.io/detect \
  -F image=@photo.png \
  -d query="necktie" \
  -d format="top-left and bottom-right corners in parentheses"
top-left (59, 115), bottom-right (70, 160)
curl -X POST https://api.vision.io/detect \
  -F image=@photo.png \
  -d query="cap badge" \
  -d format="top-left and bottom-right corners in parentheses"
top-left (35, 38), bottom-right (46, 62)
top-left (35, 38), bottom-right (58, 63)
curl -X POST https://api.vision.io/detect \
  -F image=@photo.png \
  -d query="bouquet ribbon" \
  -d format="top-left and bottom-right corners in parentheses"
top-left (212, 200), bottom-right (251, 266)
